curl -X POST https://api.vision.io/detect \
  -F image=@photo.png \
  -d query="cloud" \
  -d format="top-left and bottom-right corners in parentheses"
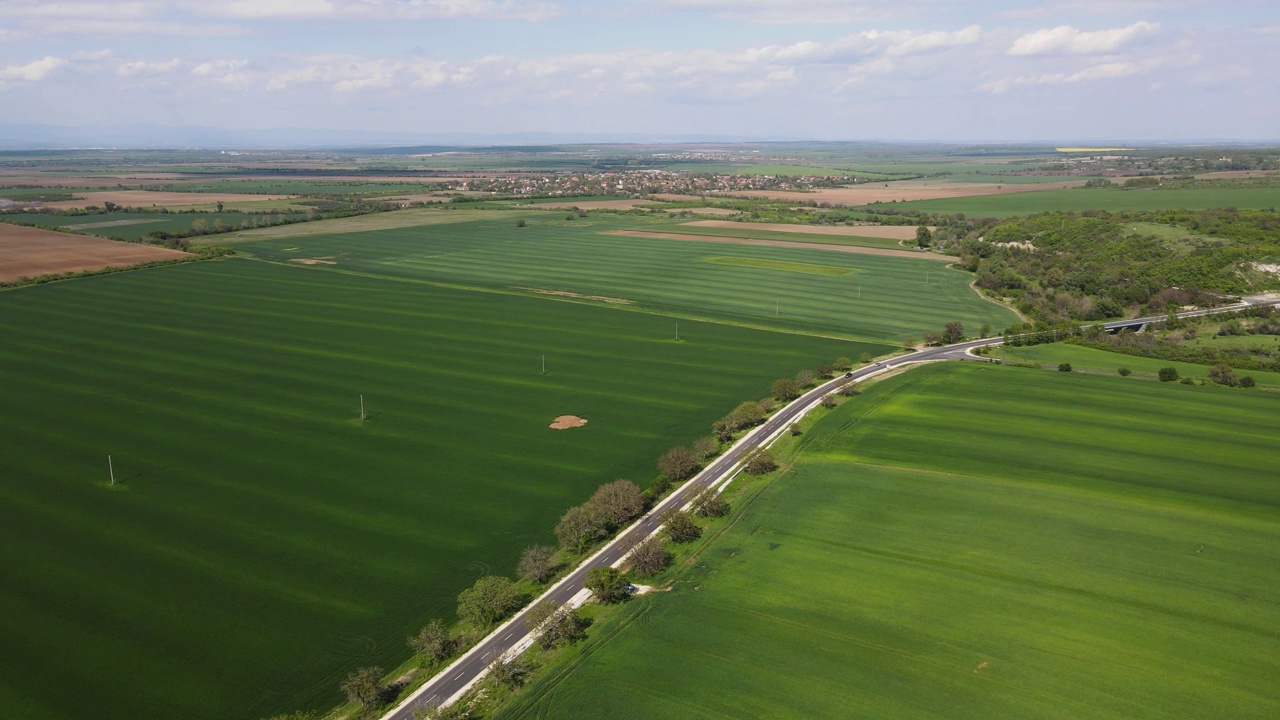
top-left (118, 58), bottom-right (182, 76)
top-left (0, 56), bottom-right (69, 82)
top-left (1008, 21), bottom-right (1158, 56)
top-left (645, 0), bottom-right (924, 25)
top-left (980, 53), bottom-right (1193, 94)
top-left (195, 0), bottom-right (564, 21)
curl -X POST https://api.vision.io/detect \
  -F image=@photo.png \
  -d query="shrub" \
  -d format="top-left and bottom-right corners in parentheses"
top-left (517, 545), bottom-right (556, 583)
top-left (744, 448), bottom-right (778, 475)
top-left (585, 566), bottom-right (630, 602)
top-left (771, 378), bottom-right (801, 401)
top-left (1058, 363), bottom-right (1072, 372)
top-left (408, 619), bottom-right (453, 666)
top-left (1240, 376), bottom-right (1256, 388)
top-left (1158, 367), bottom-right (1179, 382)
top-left (691, 436), bottom-right (720, 459)
top-left (820, 394), bottom-right (837, 409)
top-left (692, 488), bottom-right (730, 518)
top-left (628, 537), bottom-right (671, 577)
top-left (795, 369), bottom-right (817, 388)
top-left (833, 356), bottom-right (853, 371)
top-left (657, 446), bottom-right (700, 482)
top-left (1117, 367), bottom-right (1132, 376)
top-left (662, 509), bottom-right (702, 543)
top-left (457, 576), bottom-right (522, 627)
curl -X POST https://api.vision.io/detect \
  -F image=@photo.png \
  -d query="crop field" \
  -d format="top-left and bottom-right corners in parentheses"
top-left (0, 223), bottom-right (190, 281)
top-left (870, 187), bottom-right (1280, 217)
top-left (499, 363), bottom-right (1280, 720)
top-left (0, 258), bottom-right (872, 720)
top-left (653, 221), bottom-right (909, 249)
top-left (995, 343), bottom-right (1280, 387)
top-left (42, 190), bottom-right (299, 210)
top-left (235, 212), bottom-right (1013, 342)
top-left (2, 211), bottom-right (308, 240)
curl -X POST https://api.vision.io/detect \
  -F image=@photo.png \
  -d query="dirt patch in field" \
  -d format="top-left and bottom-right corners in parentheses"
top-left (651, 193), bottom-right (707, 202)
top-left (711, 180), bottom-right (1086, 205)
top-left (603, 230), bottom-right (957, 261)
top-left (681, 220), bottom-right (926, 239)
top-left (549, 415), bottom-right (588, 430)
top-left (0, 223), bottom-right (190, 281)
top-left (666, 207), bottom-right (740, 216)
top-left (43, 191), bottom-right (297, 209)
top-left (521, 287), bottom-right (632, 304)
top-left (63, 218), bottom-right (167, 230)
top-left (289, 258), bottom-right (338, 265)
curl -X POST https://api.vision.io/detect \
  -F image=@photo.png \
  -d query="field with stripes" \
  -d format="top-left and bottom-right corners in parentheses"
top-left (233, 211), bottom-right (1016, 343)
top-left (0, 258), bottom-right (875, 720)
top-left (498, 363), bottom-right (1280, 720)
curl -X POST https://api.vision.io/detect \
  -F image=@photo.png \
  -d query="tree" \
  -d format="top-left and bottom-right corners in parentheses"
top-left (216, 201), bottom-right (224, 212)
top-left (516, 219), bottom-right (527, 227)
top-left (537, 605), bottom-right (584, 649)
top-left (729, 401), bottom-right (766, 429)
top-left (839, 383), bottom-right (861, 397)
top-left (414, 704), bottom-right (473, 720)
top-left (915, 225), bottom-right (933, 248)
top-left (795, 369), bottom-right (817, 388)
top-left (555, 504), bottom-right (605, 553)
top-left (628, 537), bottom-right (671, 577)
top-left (692, 488), bottom-right (729, 518)
top-left (489, 656), bottom-right (532, 689)
top-left (263, 713), bottom-right (315, 720)
top-left (816, 363), bottom-right (833, 378)
top-left (588, 479), bottom-right (646, 528)
top-left (834, 356), bottom-right (853, 371)
top-left (1208, 363), bottom-right (1238, 386)
top-left (457, 576), bottom-right (521, 627)
top-left (1159, 367), bottom-right (1179, 382)
top-left (340, 666), bottom-right (384, 708)
top-left (1117, 367), bottom-right (1132, 377)
top-left (517, 545), bottom-right (556, 583)
top-left (858, 352), bottom-right (873, 364)
top-left (408, 619), bottom-right (453, 666)
top-left (942, 321), bottom-right (965, 344)
top-left (1058, 363), bottom-right (1072, 372)
top-left (744, 448), bottom-right (777, 475)
top-left (979, 323), bottom-right (992, 338)
top-left (658, 510), bottom-right (699, 544)
top-left (585, 566), bottom-right (630, 602)
top-left (820, 394), bottom-right (837, 409)
top-left (1240, 375), bottom-right (1256, 388)
top-left (657, 446), bottom-right (700, 482)
top-left (771, 378), bottom-right (801, 401)
top-left (691, 436), bottom-right (719, 459)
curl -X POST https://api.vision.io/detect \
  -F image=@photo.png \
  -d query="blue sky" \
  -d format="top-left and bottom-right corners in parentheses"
top-left (1, 0), bottom-right (1276, 141)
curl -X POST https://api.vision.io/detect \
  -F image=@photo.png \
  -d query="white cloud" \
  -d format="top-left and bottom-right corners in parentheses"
top-left (0, 56), bottom-right (69, 82)
top-left (195, 0), bottom-right (563, 21)
top-left (646, 0), bottom-right (922, 25)
top-left (981, 53), bottom-right (1193, 94)
top-left (1008, 21), bottom-right (1158, 56)
top-left (118, 58), bottom-right (182, 76)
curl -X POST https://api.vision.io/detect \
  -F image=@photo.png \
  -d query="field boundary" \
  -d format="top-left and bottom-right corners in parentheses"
top-left (602, 229), bottom-right (958, 261)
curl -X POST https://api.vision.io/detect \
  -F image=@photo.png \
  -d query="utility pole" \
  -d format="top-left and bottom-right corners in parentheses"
top-left (674, 322), bottom-right (679, 341)
top-left (108, 455), bottom-right (115, 487)
top-left (360, 394), bottom-right (366, 422)
top-left (541, 355), bottom-right (546, 374)
top-left (775, 300), bottom-right (779, 316)
top-left (925, 271), bottom-right (930, 285)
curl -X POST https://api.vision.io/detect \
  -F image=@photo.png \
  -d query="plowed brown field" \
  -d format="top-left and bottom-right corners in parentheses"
top-left (0, 223), bottom-right (190, 281)
top-left (712, 180), bottom-right (1085, 205)
top-left (44, 191), bottom-right (296, 209)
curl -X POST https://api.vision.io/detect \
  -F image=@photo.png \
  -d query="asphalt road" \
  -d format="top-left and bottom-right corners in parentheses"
top-left (383, 296), bottom-right (1279, 720)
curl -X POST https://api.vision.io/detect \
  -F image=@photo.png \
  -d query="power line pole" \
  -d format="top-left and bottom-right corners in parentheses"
top-left (541, 355), bottom-right (546, 374)
top-left (674, 322), bottom-right (679, 341)
top-left (775, 300), bottom-right (779, 316)
top-left (360, 394), bottom-right (366, 422)
top-left (108, 455), bottom-right (115, 487)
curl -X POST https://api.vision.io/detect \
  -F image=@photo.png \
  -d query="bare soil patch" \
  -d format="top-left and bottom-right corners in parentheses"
top-left (549, 415), bottom-right (588, 430)
top-left (521, 287), bottom-right (632, 304)
top-left (524, 199), bottom-right (652, 210)
top-left (682, 220), bottom-right (926, 239)
top-left (64, 218), bottom-right (167, 230)
top-left (712, 180), bottom-right (1085, 205)
top-left (0, 224), bottom-right (190, 282)
top-left (289, 258), bottom-right (338, 265)
top-left (44, 191), bottom-right (296, 209)
top-left (603, 230), bottom-right (957, 261)
top-left (650, 193), bottom-right (706, 202)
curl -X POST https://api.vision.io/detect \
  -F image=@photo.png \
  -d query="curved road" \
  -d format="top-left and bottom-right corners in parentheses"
top-left (383, 296), bottom-right (1278, 720)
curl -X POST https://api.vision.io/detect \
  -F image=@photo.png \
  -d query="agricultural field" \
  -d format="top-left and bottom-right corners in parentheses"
top-left (869, 187), bottom-right (1280, 218)
top-left (233, 211), bottom-right (1012, 343)
top-left (498, 363), bottom-right (1280, 720)
top-left (0, 258), bottom-right (872, 720)
top-left (0, 223), bottom-right (190, 281)
top-left (994, 343), bottom-right (1280, 387)
top-left (2, 211), bottom-right (309, 240)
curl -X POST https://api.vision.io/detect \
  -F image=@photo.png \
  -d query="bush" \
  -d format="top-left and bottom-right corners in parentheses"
top-left (795, 369), bottom-right (817, 388)
top-left (771, 378), bottom-right (801, 401)
top-left (1158, 367), bottom-right (1179, 382)
top-left (489, 656), bottom-right (532, 689)
top-left (1117, 367), bottom-right (1132, 376)
top-left (457, 576), bottom-right (522, 627)
top-left (1240, 375), bottom-right (1256, 387)
top-left (839, 383), bottom-right (861, 397)
top-left (1208, 363), bottom-right (1238, 386)
top-left (585, 566), bottom-right (630, 602)
top-left (1058, 363), bottom-right (1072, 372)
top-left (820, 394), bottom-right (837, 409)
top-left (628, 537), bottom-right (671, 577)
top-left (833, 356), bottom-right (853, 371)
top-left (517, 545), bottom-right (556, 583)
top-left (692, 488), bottom-right (730, 518)
top-left (744, 448), bottom-right (778, 475)
top-left (408, 619), bottom-right (453, 666)
top-left (340, 666), bottom-right (384, 708)
top-left (662, 509), bottom-right (702, 543)
top-left (657, 446), bottom-right (700, 482)
top-left (691, 436), bottom-right (719, 459)
top-left (816, 363), bottom-right (833, 378)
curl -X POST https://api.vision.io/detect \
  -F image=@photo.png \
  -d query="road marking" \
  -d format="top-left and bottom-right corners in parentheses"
top-left (503, 632), bottom-right (512, 640)
top-left (455, 672), bottom-right (466, 680)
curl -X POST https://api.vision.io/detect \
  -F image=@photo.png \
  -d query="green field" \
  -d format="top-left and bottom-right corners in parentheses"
top-left (647, 221), bottom-right (910, 250)
top-left (996, 343), bottom-right (1280, 387)
top-left (866, 187), bottom-right (1280, 217)
top-left (234, 212), bottom-right (1015, 342)
top-left (499, 363), bottom-right (1280, 719)
top-left (1, 212), bottom-right (307, 240)
top-left (0, 259), bottom-right (873, 720)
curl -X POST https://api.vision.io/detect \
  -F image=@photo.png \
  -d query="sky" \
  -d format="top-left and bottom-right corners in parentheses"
top-left (0, 0), bottom-right (1277, 143)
